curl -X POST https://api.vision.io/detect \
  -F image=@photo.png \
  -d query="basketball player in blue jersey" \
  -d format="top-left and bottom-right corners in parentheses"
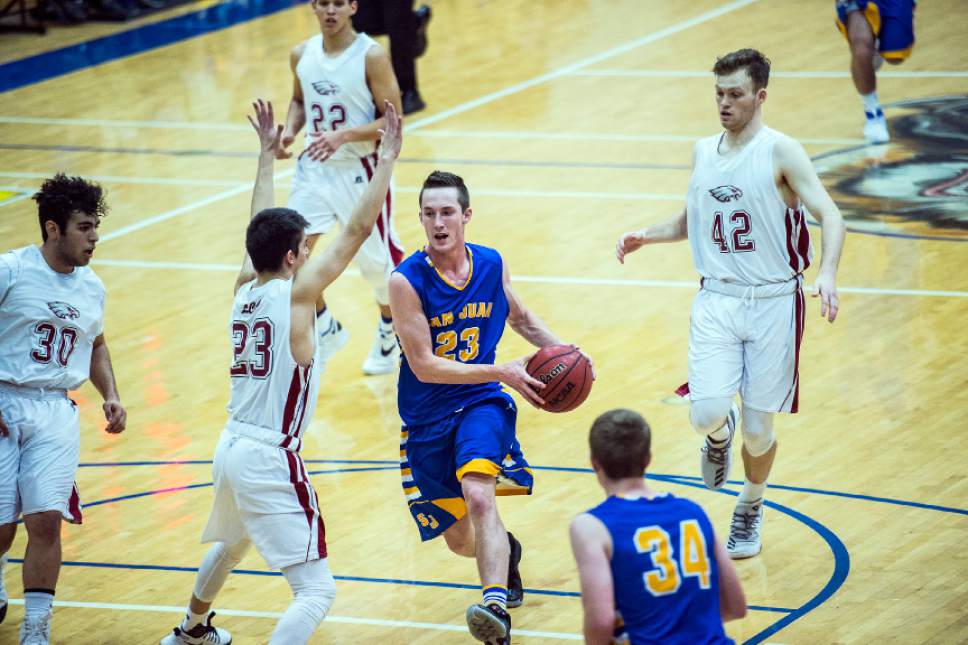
top-left (390, 171), bottom-right (588, 645)
top-left (570, 409), bottom-right (746, 645)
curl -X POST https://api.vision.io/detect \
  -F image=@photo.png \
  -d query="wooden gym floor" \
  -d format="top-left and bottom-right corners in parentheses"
top-left (0, 1), bottom-right (966, 643)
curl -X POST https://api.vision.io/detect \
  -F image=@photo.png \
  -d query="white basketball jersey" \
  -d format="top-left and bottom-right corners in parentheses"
top-left (0, 246), bottom-right (105, 390)
top-left (297, 32), bottom-right (378, 162)
top-left (686, 127), bottom-right (812, 286)
top-left (227, 278), bottom-right (320, 451)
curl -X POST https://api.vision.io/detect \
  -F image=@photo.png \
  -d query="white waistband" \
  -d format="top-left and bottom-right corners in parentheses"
top-left (700, 275), bottom-right (802, 299)
top-left (226, 419), bottom-right (302, 452)
top-left (0, 381), bottom-right (68, 400)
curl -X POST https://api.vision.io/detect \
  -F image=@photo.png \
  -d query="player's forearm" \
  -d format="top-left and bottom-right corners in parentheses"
top-left (816, 209), bottom-right (846, 279)
top-left (250, 152), bottom-right (275, 220)
top-left (409, 354), bottom-right (502, 385)
top-left (509, 311), bottom-right (562, 348)
top-left (336, 116), bottom-right (386, 144)
top-left (89, 340), bottom-right (120, 403)
top-left (643, 211), bottom-right (688, 243)
top-left (284, 99), bottom-right (306, 138)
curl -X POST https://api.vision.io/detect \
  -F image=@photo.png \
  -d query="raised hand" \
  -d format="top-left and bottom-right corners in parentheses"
top-left (498, 355), bottom-right (546, 409)
top-left (376, 100), bottom-right (403, 162)
top-left (812, 271), bottom-right (840, 323)
top-left (247, 99), bottom-right (283, 156)
top-left (616, 230), bottom-right (648, 264)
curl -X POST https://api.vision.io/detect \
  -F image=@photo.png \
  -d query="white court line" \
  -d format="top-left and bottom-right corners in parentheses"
top-left (570, 69), bottom-right (968, 79)
top-left (73, 0), bottom-right (760, 244)
top-left (88, 259), bottom-right (968, 299)
top-left (5, 599), bottom-right (581, 640)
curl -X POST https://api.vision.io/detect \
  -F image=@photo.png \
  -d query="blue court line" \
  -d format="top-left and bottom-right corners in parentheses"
top-left (0, 557), bottom-right (797, 614)
top-left (0, 0), bottom-right (303, 94)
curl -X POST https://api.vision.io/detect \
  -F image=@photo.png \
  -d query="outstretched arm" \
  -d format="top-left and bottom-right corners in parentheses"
top-left (390, 273), bottom-right (546, 407)
top-left (615, 206), bottom-right (688, 263)
top-left (503, 258), bottom-right (561, 348)
top-left (90, 334), bottom-right (126, 434)
top-left (235, 99), bottom-right (284, 294)
top-left (570, 513), bottom-right (616, 645)
top-left (776, 136), bottom-right (846, 323)
top-left (304, 46), bottom-right (403, 162)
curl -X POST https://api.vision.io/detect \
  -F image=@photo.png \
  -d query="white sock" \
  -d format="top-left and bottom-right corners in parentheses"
top-left (183, 609), bottom-right (208, 630)
top-left (23, 590), bottom-right (53, 618)
top-left (860, 92), bottom-right (882, 118)
top-left (739, 479), bottom-right (766, 503)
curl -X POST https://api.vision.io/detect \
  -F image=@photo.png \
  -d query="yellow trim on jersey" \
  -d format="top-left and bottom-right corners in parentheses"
top-left (404, 485), bottom-right (420, 496)
top-left (400, 449), bottom-right (407, 458)
top-left (427, 245), bottom-right (475, 292)
top-left (456, 458), bottom-right (501, 481)
top-left (882, 46), bottom-right (913, 61)
top-left (401, 468), bottom-right (412, 477)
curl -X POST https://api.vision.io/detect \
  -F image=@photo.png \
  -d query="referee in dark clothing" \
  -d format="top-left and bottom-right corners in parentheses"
top-left (352, 1), bottom-right (431, 114)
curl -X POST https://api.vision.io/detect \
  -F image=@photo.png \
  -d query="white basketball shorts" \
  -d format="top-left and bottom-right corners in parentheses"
top-left (687, 278), bottom-right (806, 413)
top-left (201, 429), bottom-right (327, 570)
top-left (288, 153), bottom-right (404, 295)
top-left (0, 384), bottom-right (82, 525)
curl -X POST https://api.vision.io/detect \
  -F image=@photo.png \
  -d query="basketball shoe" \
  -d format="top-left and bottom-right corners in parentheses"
top-left (727, 498), bottom-right (764, 559)
top-left (19, 611), bottom-right (51, 645)
top-left (0, 553), bottom-right (7, 624)
top-left (700, 403), bottom-right (738, 490)
top-left (318, 317), bottom-right (349, 365)
top-left (863, 110), bottom-right (890, 144)
top-left (160, 612), bottom-right (232, 644)
top-left (466, 603), bottom-right (511, 644)
top-left (362, 321), bottom-right (398, 375)
top-left (506, 532), bottom-right (524, 609)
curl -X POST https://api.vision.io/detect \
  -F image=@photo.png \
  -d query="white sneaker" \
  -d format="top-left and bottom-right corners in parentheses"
top-left (317, 318), bottom-right (349, 365)
top-left (726, 498), bottom-right (764, 559)
top-left (700, 403), bottom-right (738, 490)
top-left (160, 612), bottom-right (232, 644)
top-left (0, 553), bottom-right (7, 624)
top-left (19, 611), bottom-right (51, 645)
top-left (362, 323), bottom-right (399, 375)
top-left (863, 114), bottom-right (890, 144)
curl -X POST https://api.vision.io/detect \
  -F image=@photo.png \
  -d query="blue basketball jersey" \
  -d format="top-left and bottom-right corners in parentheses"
top-left (587, 494), bottom-right (733, 645)
top-left (395, 244), bottom-right (510, 425)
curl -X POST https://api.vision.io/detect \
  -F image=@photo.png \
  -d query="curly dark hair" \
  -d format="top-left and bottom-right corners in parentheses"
top-left (712, 48), bottom-right (771, 91)
top-left (33, 173), bottom-right (108, 241)
top-left (419, 170), bottom-right (470, 211)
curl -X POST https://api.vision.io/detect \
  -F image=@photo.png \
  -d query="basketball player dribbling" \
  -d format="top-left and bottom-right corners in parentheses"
top-left (159, 98), bottom-right (401, 645)
top-left (616, 49), bottom-right (847, 560)
top-left (277, 0), bottom-right (406, 376)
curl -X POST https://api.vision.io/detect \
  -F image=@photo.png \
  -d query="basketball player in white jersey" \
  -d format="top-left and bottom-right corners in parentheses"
top-left (616, 49), bottom-right (846, 559)
top-left (0, 174), bottom-right (126, 644)
top-left (276, 0), bottom-right (405, 376)
top-left (159, 99), bottom-right (401, 645)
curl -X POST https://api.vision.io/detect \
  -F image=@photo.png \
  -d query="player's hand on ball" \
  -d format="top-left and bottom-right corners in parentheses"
top-left (376, 100), bottom-right (403, 162)
top-left (499, 357), bottom-right (545, 408)
top-left (247, 99), bottom-right (283, 156)
top-left (575, 346), bottom-right (597, 380)
top-left (103, 400), bottom-right (127, 434)
top-left (616, 230), bottom-right (648, 264)
top-left (812, 271), bottom-right (840, 323)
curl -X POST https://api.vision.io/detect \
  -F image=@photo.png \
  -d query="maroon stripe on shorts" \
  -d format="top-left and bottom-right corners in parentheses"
top-left (286, 451), bottom-right (316, 560)
top-left (786, 288), bottom-right (805, 413)
top-left (297, 456), bottom-right (326, 559)
top-left (68, 483), bottom-right (83, 525)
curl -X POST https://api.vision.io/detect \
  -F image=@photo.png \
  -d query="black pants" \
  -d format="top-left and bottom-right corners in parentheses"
top-left (352, 0), bottom-right (417, 93)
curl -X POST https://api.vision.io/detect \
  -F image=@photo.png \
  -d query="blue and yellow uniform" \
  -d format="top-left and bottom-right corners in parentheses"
top-left (587, 494), bottom-right (733, 645)
top-left (396, 243), bottom-right (533, 541)
top-left (836, 0), bottom-right (916, 62)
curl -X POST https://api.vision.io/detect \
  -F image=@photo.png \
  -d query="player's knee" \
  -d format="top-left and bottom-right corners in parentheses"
top-left (741, 407), bottom-right (776, 457)
top-left (0, 523), bottom-right (16, 552)
top-left (461, 481), bottom-right (496, 519)
top-left (284, 558), bottom-right (336, 617)
top-left (849, 36), bottom-right (876, 60)
top-left (689, 398), bottom-right (733, 436)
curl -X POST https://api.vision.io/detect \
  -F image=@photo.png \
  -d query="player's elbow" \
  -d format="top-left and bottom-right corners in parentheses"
top-left (722, 602), bottom-right (748, 622)
top-left (720, 589), bottom-right (748, 622)
top-left (583, 612), bottom-right (616, 645)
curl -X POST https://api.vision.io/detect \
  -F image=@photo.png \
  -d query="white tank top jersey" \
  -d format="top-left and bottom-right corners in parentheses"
top-left (0, 246), bottom-right (105, 391)
top-left (686, 126), bottom-right (813, 286)
top-left (227, 278), bottom-right (320, 452)
top-left (297, 32), bottom-right (378, 162)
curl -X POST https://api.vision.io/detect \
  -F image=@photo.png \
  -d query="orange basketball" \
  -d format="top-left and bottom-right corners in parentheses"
top-left (526, 344), bottom-right (593, 413)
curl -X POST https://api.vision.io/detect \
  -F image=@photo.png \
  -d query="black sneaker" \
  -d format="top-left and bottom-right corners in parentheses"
top-left (414, 4), bottom-right (432, 57)
top-left (507, 531), bottom-right (524, 608)
top-left (466, 603), bottom-right (511, 645)
top-left (402, 89), bottom-right (426, 115)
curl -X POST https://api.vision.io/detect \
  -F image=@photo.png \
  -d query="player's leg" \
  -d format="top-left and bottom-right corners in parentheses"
top-left (725, 407), bottom-right (775, 559)
top-left (268, 558), bottom-right (336, 645)
top-left (688, 289), bottom-right (743, 490)
top-left (443, 515), bottom-right (476, 557)
top-left (0, 397), bottom-right (21, 626)
top-left (838, 1), bottom-right (890, 142)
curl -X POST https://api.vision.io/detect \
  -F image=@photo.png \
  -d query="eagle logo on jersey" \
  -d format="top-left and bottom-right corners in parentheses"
top-left (709, 186), bottom-right (744, 203)
top-left (312, 80), bottom-right (341, 96)
top-left (47, 301), bottom-right (80, 320)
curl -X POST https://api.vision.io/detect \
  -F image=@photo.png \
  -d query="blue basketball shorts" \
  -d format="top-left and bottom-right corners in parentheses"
top-left (399, 393), bottom-right (534, 541)
top-left (836, 0), bottom-right (916, 61)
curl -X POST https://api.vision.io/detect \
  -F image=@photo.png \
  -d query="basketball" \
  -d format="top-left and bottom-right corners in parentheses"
top-left (526, 344), bottom-right (593, 413)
